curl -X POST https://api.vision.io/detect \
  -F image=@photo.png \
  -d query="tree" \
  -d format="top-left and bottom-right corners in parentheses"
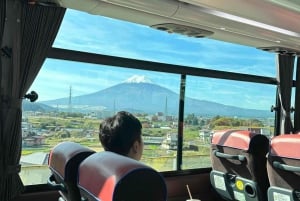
top-left (185, 113), bottom-right (199, 125)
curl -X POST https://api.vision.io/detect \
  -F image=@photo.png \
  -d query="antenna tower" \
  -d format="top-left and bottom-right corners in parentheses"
top-left (68, 85), bottom-right (72, 113)
top-left (164, 96), bottom-right (168, 116)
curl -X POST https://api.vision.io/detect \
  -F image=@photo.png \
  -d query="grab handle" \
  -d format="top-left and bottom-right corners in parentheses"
top-left (273, 161), bottom-right (300, 172)
top-left (47, 174), bottom-right (67, 192)
top-left (213, 150), bottom-right (246, 162)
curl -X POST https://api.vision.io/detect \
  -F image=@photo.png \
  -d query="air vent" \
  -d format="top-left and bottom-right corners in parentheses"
top-left (151, 23), bottom-right (213, 38)
top-left (28, 0), bottom-right (60, 7)
top-left (258, 46), bottom-right (298, 55)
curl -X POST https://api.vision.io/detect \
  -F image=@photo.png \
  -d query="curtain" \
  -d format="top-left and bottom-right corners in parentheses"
top-left (0, 0), bottom-right (5, 45)
top-left (294, 57), bottom-right (300, 133)
top-left (0, 0), bottom-right (6, 153)
top-left (0, 1), bottom-right (65, 200)
top-left (276, 54), bottom-right (295, 134)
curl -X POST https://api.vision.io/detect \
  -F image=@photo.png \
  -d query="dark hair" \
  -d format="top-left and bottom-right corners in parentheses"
top-left (99, 111), bottom-right (142, 155)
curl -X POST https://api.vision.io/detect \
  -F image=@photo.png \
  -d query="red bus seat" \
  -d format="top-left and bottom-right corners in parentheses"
top-left (78, 151), bottom-right (167, 201)
top-left (48, 141), bottom-right (95, 201)
top-left (210, 129), bottom-right (269, 201)
top-left (267, 134), bottom-right (300, 201)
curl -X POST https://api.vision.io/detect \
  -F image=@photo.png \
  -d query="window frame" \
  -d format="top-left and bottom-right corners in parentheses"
top-left (47, 47), bottom-right (278, 170)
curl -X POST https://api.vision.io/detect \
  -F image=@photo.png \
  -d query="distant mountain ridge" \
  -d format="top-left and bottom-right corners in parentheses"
top-left (34, 78), bottom-right (272, 118)
top-left (22, 101), bottom-right (55, 112)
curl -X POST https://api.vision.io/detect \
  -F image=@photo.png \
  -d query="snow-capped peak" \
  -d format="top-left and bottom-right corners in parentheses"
top-left (124, 75), bottom-right (152, 83)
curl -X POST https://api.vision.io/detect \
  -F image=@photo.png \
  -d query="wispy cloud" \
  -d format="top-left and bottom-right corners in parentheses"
top-left (53, 10), bottom-right (276, 76)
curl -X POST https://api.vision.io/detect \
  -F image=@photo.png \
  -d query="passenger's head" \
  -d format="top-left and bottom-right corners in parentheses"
top-left (99, 111), bottom-right (143, 160)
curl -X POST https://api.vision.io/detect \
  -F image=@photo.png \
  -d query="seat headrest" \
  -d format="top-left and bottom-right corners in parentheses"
top-left (270, 134), bottom-right (300, 159)
top-left (48, 141), bottom-right (95, 182)
top-left (78, 151), bottom-right (167, 201)
top-left (211, 129), bottom-right (269, 151)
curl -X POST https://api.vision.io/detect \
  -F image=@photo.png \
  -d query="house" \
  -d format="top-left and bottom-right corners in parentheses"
top-left (23, 135), bottom-right (45, 147)
top-left (199, 129), bottom-right (212, 143)
top-left (161, 133), bottom-right (177, 150)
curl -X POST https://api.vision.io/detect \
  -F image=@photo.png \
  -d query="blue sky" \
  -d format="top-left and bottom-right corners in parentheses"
top-left (29, 9), bottom-right (278, 110)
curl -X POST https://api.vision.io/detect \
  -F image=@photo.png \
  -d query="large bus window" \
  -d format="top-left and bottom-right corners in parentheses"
top-left (182, 76), bottom-right (276, 170)
top-left (21, 59), bottom-right (180, 185)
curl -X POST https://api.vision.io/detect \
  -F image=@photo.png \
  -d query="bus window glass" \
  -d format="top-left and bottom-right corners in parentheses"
top-left (291, 87), bottom-right (295, 127)
top-left (53, 9), bottom-right (276, 77)
top-left (21, 59), bottom-right (180, 185)
top-left (182, 76), bottom-right (276, 169)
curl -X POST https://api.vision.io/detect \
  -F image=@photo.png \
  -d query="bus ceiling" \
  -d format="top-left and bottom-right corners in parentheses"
top-left (37, 0), bottom-right (300, 54)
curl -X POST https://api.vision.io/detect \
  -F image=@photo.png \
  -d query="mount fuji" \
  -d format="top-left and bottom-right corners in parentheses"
top-left (29, 75), bottom-right (271, 118)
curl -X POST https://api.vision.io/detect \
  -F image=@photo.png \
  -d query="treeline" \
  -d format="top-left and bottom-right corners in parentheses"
top-left (209, 115), bottom-right (263, 128)
top-left (185, 114), bottom-right (264, 129)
